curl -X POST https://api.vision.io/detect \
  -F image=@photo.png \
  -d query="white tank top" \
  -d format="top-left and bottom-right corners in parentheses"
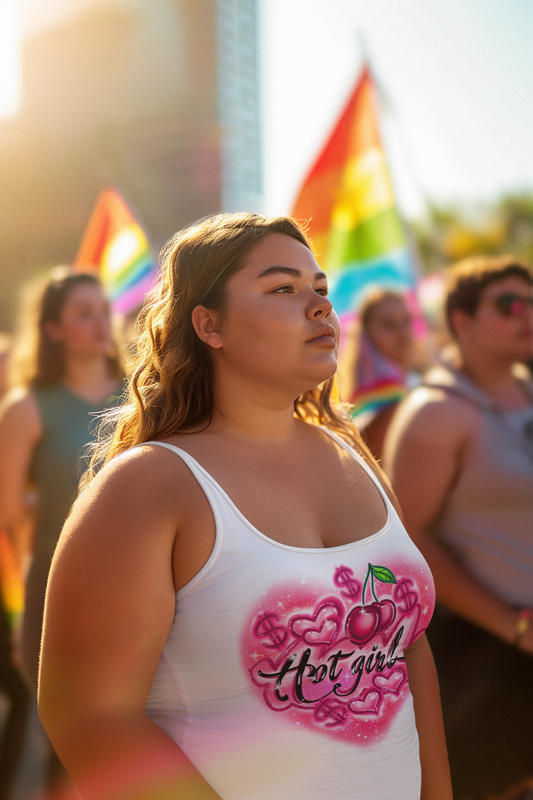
top-left (144, 428), bottom-right (435, 800)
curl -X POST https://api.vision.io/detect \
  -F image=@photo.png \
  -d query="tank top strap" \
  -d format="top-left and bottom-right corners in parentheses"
top-left (138, 441), bottom-right (226, 503)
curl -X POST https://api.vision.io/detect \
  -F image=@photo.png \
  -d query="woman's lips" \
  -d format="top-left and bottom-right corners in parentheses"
top-left (306, 325), bottom-right (337, 347)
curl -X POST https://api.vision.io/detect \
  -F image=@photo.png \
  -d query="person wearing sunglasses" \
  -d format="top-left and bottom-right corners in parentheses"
top-left (383, 255), bottom-right (533, 800)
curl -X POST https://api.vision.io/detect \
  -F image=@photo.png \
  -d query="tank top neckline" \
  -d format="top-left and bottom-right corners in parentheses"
top-left (35, 381), bottom-right (121, 409)
top-left (143, 426), bottom-right (392, 554)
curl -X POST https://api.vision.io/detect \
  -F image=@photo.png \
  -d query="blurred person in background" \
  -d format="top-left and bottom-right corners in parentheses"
top-left (384, 256), bottom-right (533, 799)
top-left (0, 269), bottom-right (123, 795)
top-left (0, 333), bottom-right (31, 800)
top-left (347, 289), bottom-right (418, 460)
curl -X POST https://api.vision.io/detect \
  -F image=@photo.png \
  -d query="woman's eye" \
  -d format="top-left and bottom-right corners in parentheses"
top-left (271, 285), bottom-right (328, 296)
top-left (273, 285), bottom-right (294, 294)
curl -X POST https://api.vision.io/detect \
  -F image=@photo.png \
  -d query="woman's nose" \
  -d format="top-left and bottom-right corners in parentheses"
top-left (307, 291), bottom-right (333, 319)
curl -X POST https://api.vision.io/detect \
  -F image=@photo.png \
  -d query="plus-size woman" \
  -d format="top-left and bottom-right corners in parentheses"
top-left (39, 215), bottom-right (451, 800)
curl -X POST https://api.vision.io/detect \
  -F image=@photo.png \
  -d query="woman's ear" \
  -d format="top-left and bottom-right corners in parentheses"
top-left (191, 305), bottom-right (223, 349)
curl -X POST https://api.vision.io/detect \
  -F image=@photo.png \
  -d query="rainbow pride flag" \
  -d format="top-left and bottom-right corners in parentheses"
top-left (291, 67), bottom-right (417, 318)
top-left (74, 187), bottom-right (157, 314)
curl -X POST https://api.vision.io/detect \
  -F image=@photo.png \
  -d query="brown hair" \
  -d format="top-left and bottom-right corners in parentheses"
top-left (88, 212), bottom-right (378, 478)
top-left (445, 255), bottom-right (533, 337)
top-left (10, 267), bottom-right (121, 388)
top-left (359, 288), bottom-right (408, 331)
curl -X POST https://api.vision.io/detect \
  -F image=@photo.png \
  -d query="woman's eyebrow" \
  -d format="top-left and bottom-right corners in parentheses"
top-left (257, 266), bottom-right (327, 281)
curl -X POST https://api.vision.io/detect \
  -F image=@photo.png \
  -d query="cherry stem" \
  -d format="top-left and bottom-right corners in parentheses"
top-left (371, 573), bottom-right (378, 603)
top-left (362, 564), bottom-right (379, 604)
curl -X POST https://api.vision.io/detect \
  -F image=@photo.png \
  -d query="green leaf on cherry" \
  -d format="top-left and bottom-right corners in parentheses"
top-left (369, 564), bottom-right (397, 584)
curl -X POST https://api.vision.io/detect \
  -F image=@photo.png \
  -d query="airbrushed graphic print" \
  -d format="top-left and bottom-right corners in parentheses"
top-left (241, 558), bottom-right (435, 745)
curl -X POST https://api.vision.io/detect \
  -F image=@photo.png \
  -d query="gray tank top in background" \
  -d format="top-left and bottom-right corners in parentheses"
top-left (21, 383), bottom-right (122, 691)
top-left (31, 383), bottom-right (120, 557)
top-left (424, 364), bottom-right (533, 607)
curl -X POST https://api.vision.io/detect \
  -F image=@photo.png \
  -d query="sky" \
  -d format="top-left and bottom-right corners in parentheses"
top-left (3, 0), bottom-right (533, 222)
top-left (261, 0), bottom-right (533, 219)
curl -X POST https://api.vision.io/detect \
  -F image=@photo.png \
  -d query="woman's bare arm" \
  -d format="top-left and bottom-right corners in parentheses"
top-left (0, 390), bottom-right (41, 563)
top-left (404, 635), bottom-right (452, 800)
top-left (38, 447), bottom-right (222, 800)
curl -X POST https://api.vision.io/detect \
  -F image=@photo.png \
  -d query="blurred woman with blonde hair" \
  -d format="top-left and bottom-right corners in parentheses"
top-left (0, 267), bottom-right (123, 792)
top-left (347, 289), bottom-right (417, 460)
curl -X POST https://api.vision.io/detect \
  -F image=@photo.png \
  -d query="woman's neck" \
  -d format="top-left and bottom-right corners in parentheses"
top-left (210, 375), bottom-right (298, 441)
top-left (62, 355), bottom-right (118, 404)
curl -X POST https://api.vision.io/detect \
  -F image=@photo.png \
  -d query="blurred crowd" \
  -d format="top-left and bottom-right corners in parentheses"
top-left (0, 251), bottom-right (532, 800)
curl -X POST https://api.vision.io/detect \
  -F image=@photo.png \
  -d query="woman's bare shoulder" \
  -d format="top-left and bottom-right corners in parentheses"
top-left (77, 443), bottom-right (196, 513)
top-left (394, 384), bottom-right (479, 432)
top-left (58, 443), bottom-right (205, 567)
top-left (384, 386), bottom-right (480, 470)
top-left (0, 387), bottom-right (42, 439)
top-left (0, 386), bottom-right (39, 417)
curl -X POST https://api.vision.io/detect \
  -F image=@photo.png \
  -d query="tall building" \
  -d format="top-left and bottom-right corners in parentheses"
top-left (217, 0), bottom-right (262, 213)
top-left (0, 0), bottom-right (262, 328)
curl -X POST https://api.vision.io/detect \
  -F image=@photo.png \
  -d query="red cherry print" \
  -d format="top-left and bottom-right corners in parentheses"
top-left (371, 599), bottom-right (396, 632)
top-left (345, 605), bottom-right (380, 644)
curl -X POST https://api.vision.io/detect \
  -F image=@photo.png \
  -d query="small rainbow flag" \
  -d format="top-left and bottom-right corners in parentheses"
top-left (348, 330), bottom-right (407, 425)
top-left (351, 379), bottom-right (406, 419)
top-left (291, 67), bottom-right (417, 319)
top-left (74, 187), bottom-right (157, 314)
top-left (0, 530), bottom-right (24, 629)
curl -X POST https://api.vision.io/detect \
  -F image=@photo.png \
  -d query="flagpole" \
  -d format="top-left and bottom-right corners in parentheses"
top-left (356, 32), bottom-right (393, 113)
top-left (355, 33), bottom-right (438, 283)
top-left (357, 32), bottom-right (432, 223)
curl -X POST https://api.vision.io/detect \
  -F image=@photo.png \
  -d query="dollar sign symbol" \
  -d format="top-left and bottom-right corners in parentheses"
top-left (334, 565), bottom-right (361, 602)
top-left (314, 699), bottom-right (346, 727)
top-left (394, 578), bottom-right (418, 613)
top-left (254, 613), bottom-right (288, 649)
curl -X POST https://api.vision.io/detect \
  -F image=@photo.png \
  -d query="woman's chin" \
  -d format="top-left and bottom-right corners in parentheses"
top-left (296, 362), bottom-right (338, 396)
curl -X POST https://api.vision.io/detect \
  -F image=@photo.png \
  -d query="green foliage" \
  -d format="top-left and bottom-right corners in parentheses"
top-left (411, 192), bottom-right (533, 272)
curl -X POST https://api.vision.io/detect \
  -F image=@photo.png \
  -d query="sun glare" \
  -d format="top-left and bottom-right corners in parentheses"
top-left (0, 0), bottom-right (22, 118)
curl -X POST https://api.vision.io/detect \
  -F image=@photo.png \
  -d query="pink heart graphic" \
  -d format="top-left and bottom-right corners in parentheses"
top-left (349, 689), bottom-right (382, 716)
top-left (373, 668), bottom-right (406, 695)
top-left (288, 596), bottom-right (344, 647)
top-left (302, 619), bottom-right (340, 646)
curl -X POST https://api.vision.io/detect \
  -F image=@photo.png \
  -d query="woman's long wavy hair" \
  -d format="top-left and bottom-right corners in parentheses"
top-left (10, 267), bottom-right (121, 389)
top-left (87, 213), bottom-right (379, 480)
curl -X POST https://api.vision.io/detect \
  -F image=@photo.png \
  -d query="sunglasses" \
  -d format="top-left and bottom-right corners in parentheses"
top-left (487, 292), bottom-right (533, 317)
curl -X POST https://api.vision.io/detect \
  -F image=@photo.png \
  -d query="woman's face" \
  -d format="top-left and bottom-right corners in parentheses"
top-left (213, 233), bottom-right (340, 403)
top-left (365, 296), bottom-right (414, 369)
top-left (46, 282), bottom-right (113, 359)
